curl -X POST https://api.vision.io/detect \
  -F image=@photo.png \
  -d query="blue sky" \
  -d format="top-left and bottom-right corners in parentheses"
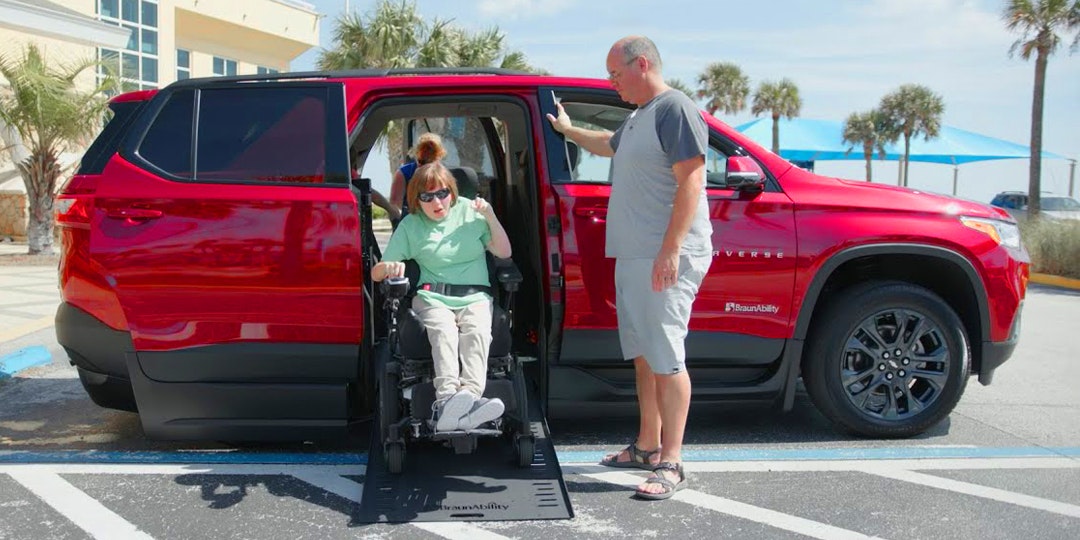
top-left (292, 0), bottom-right (1079, 204)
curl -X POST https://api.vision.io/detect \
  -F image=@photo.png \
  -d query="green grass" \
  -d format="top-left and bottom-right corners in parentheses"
top-left (1019, 218), bottom-right (1080, 279)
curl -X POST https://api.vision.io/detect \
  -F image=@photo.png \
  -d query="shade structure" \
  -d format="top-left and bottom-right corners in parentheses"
top-left (734, 118), bottom-right (1066, 165)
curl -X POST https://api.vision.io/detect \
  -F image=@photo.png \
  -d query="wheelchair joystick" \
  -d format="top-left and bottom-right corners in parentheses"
top-left (383, 276), bottom-right (410, 299)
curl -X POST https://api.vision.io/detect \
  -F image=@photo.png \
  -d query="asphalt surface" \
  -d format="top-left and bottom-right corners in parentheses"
top-left (1, 242), bottom-right (1078, 539)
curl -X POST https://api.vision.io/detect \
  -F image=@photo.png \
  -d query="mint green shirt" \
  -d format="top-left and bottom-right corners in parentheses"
top-left (381, 197), bottom-right (493, 309)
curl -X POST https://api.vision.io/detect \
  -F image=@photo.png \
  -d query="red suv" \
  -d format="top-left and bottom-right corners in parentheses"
top-left (54, 69), bottom-right (1028, 440)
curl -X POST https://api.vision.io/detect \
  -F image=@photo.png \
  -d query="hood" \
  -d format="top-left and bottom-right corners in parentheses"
top-left (830, 177), bottom-right (1011, 221)
top-left (1043, 210), bottom-right (1080, 222)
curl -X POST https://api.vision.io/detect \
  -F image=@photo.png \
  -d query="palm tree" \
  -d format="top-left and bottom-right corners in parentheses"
top-left (878, 84), bottom-right (945, 187)
top-left (0, 45), bottom-right (114, 254)
top-left (751, 78), bottom-right (802, 155)
top-left (666, 78), bottom-right (694, 98)
top-left (842, 110), bottom-right (891, 182)
top-left (319, 0), bottom-right (537, 171)
top-left (1002, 0), bottom-right (1080, 217)
top-left (696, 62), bottom-right (749, 116)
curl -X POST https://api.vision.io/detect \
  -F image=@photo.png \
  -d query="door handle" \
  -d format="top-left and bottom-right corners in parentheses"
top-left (573, 207), bottom-right (607, 222)
top-left (106, 208), bottom-right (163, 221)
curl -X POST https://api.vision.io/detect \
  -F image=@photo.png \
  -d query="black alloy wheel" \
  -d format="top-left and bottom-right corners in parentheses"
top-left (804, 281), bottom-right (970, 438)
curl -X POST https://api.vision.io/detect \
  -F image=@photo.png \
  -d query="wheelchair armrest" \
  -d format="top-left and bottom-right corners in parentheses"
top-left (492, 257), bottom-right (522, 292)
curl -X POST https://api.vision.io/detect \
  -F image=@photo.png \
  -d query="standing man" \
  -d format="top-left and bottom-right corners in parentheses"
top-left (546, 36), bottom-right (712, 500)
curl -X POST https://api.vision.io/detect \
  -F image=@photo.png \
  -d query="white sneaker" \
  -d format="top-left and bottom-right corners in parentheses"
top-left (434, 391), bottom-right (475, 431)
top-left (458, 397), bottom-right (505, 431)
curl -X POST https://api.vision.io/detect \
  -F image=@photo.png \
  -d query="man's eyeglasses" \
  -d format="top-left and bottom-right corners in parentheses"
top-left (418, 188), bottom-right (451, 203)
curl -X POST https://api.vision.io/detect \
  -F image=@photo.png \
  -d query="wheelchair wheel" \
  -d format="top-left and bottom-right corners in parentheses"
top-left (510, 357), bottom-right (530, 436)
top-left (516, 435), bottom-right (535, 467)
top-left (385, 442), bottom-right (405, 474)
top-left (380, 360), bottom-right (401, 444)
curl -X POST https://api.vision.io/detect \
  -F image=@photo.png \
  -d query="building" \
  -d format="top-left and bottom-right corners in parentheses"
top-left (0, 0), bottom-right (321, 239)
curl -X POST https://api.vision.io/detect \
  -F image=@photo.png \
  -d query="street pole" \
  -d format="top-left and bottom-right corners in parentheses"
top-left (1070, 159), bottom-right (1077, 198)
top-left (952, 166), bottom-right (958, 196)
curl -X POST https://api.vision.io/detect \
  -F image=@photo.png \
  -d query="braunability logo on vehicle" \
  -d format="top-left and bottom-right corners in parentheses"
top-left (725, 302), bottom-right (780, 314)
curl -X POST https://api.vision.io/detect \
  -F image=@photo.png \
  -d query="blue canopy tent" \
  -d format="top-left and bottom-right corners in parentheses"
top-left (735, 118), bottom-right (1068, 195)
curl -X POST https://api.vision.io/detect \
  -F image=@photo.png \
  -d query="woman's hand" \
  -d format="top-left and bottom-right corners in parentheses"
top-left (373, 261), bottom-right (406, 281)
top-left (473, 197), bottom-right (495, 219)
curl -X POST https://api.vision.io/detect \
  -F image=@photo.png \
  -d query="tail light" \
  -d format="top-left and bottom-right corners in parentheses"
top-left (56, 174), bottom-right (98, 228)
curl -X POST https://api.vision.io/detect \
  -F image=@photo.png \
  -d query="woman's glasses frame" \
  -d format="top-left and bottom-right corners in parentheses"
top-left (418, 188), bottom-right (452, 203)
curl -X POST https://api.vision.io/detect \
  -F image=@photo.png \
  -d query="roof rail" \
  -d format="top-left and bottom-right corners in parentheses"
top-left (168, 67), bottom-right (535, 89)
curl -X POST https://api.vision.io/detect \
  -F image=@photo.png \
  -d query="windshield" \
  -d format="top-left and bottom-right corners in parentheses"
top-left (1043, 197), bottom-right (1080, 211)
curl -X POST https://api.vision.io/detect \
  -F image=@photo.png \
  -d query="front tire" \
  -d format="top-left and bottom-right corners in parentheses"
top-left (803, 281), bottom-right (970, 438)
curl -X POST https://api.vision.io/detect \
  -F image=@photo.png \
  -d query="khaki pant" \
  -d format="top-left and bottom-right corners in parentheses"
top-left (411, 296), bottom-right (493, 400)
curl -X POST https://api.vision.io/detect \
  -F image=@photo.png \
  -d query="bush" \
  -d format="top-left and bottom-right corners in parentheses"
top-left (1019, 219), bottom-right (1080, 279)
top-left (372, 205), bottom-right (388, 220)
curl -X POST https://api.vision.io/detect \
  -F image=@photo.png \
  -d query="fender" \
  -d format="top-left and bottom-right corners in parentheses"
top-left (793, 243), bottom-right (989, 341)
top-left (778, 243), bottom-right (990, 412)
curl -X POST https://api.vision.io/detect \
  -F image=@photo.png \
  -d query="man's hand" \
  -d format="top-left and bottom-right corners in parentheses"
top-left (545, 102), bottom-right (571, 134)
top-left (652, 247), bottom-right (680, 292)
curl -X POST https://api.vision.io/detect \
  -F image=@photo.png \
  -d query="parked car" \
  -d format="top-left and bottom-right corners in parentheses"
top-left (990, 191), bottom-right (1080, 221)
top-left (54, 69), bottom-right (1029, 441)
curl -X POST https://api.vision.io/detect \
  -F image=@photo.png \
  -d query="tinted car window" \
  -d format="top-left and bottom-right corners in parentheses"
top-left (195, 87), bottom-right (328, 184)
top-left (79, 100), bottom-right (146, 174)
top-left (139, 90), bottom-right (194, 176)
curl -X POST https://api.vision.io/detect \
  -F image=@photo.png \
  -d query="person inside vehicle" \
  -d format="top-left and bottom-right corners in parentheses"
top-left (388, 132), bottom-right (447, 226)
top-left (371, 162), bottom-right (513, 432)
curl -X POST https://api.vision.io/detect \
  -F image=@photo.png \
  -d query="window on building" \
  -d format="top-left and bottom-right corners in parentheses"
top-left (257, 66), bottom-right (279, 75)
top-left (177, 49), bottom-right (190, 80)
top-left (97, 0), bottom-right (158, 90)
top-left (213, 57), bottom-right (238, 77)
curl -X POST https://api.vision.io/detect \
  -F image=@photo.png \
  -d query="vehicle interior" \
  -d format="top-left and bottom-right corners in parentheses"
top-left (347, 97), bottom-right (546, 421)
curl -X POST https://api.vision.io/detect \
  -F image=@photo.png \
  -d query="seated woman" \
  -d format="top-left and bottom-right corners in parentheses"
top-left (388, 132), bottom-right (447, 224)
top-left (371, 163), bottom-right (512, 432)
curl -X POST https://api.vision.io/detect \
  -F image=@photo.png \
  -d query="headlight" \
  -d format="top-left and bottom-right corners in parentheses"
top-left (961, 217), bottom-right (1022, 250)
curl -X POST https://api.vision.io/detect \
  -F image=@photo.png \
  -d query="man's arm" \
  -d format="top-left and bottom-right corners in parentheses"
top-left (546, 102), bottom-right (615, 158)
top-left (652, 155), bottom-right (706, 292)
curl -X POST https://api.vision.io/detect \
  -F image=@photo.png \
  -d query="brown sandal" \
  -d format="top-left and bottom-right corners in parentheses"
top-left (634, 461), bottom-right (687, 500)
top-left (599, 442), bottom-right (660, 470)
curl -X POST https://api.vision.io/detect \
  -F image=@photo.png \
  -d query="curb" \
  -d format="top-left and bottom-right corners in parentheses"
top-left (0, 345), bottom-right (52, 380)
top-left (1030, 273), bottom-right (1080, 291)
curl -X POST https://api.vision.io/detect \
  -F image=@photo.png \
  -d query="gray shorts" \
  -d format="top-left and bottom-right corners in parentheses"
top-left (614, 254), bottom-right (711, 374)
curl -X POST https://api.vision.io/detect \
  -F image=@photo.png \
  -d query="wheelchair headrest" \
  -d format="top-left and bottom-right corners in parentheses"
top-left (449, 166), bottom-right (481, 199)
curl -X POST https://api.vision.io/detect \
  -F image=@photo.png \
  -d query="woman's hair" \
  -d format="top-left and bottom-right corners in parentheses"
top-left (406, 162), bottom-right (458, 213)
top-left (410, 132), bottom-right (448, 165)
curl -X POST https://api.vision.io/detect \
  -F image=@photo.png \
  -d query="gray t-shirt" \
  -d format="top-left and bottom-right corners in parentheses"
top-left (607, 89), bottom-right (712, 259)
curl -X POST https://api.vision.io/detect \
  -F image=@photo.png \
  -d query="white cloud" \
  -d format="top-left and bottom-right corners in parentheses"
top-left (476, 0), bottom-right (575, 20)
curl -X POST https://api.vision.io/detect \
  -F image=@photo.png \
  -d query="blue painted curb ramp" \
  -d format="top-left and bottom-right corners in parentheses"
top-left (0, 345), bottom-right (51, 379)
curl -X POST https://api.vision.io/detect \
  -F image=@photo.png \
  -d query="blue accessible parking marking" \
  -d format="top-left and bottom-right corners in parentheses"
top-left (0, 345), bottom-right (51, 380)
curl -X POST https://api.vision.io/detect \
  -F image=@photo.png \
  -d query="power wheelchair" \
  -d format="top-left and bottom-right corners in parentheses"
top-left (376, 252), bottom-right (534, 474)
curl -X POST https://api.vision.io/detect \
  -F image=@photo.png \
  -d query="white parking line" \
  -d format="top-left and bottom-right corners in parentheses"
top-left (7, 470), bottom-right (154, 540)
top-left (580, 470), bottom-right (884, 540)
top-left (867, 468), bottom-right (1080, 519)
top-left (565, 456), bottom-right (1080, 473)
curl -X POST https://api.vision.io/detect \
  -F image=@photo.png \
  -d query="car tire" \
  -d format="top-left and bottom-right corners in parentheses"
top-left (803, 281), bottom-right (970, 438)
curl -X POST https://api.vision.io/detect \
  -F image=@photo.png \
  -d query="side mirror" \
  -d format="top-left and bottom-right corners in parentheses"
top-left (725, 156), bottom-right (766, 191)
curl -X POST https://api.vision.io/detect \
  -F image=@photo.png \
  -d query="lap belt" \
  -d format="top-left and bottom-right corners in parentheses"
top-left (420, 283), bottom-right (493, 297)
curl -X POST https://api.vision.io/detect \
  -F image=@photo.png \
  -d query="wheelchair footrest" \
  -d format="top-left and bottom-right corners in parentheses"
top-left (430, 428), bottom-right (502, 440)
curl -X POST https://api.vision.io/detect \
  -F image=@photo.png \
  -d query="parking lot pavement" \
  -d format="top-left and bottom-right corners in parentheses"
top-left (0, 265), bottom-right (59, 375)
top-left (0, 452), bottom-right (1078, 539)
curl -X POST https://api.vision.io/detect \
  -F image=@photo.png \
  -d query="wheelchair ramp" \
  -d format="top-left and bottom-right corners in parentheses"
top-left (356, 390), bottom-right (573, 523)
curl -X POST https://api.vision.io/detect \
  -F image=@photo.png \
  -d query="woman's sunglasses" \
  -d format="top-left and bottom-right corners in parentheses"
top-left (418, 188), bottom-right (451, 203)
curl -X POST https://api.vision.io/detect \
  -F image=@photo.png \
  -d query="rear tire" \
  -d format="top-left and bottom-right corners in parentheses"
top-left (379, 359), bottom-right (401, 444)
top-left (803, 281), bottom-right (970, 438)
top-left (516, 435), bottom-right (535, 467)
top-left (385, 442), bottom-right (405, 474)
